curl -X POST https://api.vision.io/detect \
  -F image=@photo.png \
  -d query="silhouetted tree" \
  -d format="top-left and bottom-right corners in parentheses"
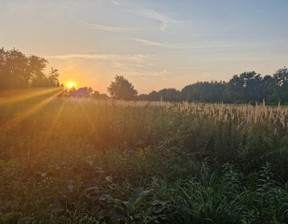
top-left (181, 81), bottom-right (228, 103)
top-left (263, 75), bottom-right (275, 93)
top-left (158, 88), bottom-right (180, 101)
top-left (0, 48), bottom-right (60, 90)
top-left (91, 91), bottom-right (109, 100)
top-left (107, 75), bottom-right (137, 100)
top-left (69, 87), bottom-right (93, 98)
top-left (228, 74), bottom-right (245, 102)
top-left (270, 67), bottom-right (288, 103)
top-left (47, 68), bottom-right (60, 87)
top-left (228, 71), bottom-right (264, 103)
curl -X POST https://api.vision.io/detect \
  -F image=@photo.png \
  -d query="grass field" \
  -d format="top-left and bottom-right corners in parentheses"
top-left (1, 91), bottom-right (288, 223)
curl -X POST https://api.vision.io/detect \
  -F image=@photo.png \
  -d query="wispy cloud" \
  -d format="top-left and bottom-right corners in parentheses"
top-left (134, 38), bottom-right (207, 50)
top-left (84, 22), bottom-right (139, 33)
top-left (143, 10), bottom-right (181, 32)
top-left (129, 70), bottom-right (172, 78)
top-left (46, 53), bottom-right (151, 63)
top-left (46, 54), bottom-right (154, 70)
top-left (134, 38), bottom-right (255, 51)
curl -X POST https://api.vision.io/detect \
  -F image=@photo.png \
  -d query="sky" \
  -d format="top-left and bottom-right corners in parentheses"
top-left (1, 0), bottom-right (288, 94)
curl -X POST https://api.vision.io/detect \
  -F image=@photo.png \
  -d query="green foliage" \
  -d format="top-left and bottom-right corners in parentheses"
top-left (1, 99), bottom-right (288, 223)
top-left (138, 67), bottom-right (288, 105)
top-left (107, 75), bottom-right (138, 100)
top-left (1, 212), bottom-right (22, 224)
top-left (0, 48), bottom-right (60, 90)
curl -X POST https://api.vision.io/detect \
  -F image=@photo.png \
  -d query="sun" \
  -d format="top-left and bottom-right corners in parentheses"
top-left (67, 82), bottom-right (75, 89)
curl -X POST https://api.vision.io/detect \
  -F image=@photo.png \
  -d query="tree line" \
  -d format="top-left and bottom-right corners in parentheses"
top-left (0, 48), bottom-right (60, 89)
top-left (63, 87), bottom-right (109, 100)
top-left (1, 47), bottom-right (288, 104)
top-left (137, 68), bottom-right (288, 104)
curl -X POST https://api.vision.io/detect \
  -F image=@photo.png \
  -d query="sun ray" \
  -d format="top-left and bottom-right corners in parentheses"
top-left (79, 99), bottom-right (95, 132)
top-left (28, 100), bottom-right (66, 168)
top-left (42, 99), bottom-right (66, 145)
top-left (0, 88), bottom-right (64, 133)
top-left (0, 87), bottom-right (63, 105)
top-left (29, 98), bottom-right (66, 163)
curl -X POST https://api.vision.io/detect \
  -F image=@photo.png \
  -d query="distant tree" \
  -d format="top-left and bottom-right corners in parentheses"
top-left (158, 88), bottom-right (180, 101)
top-left (228, 74), bottom-right (245, 102)
top-left (228, 71), bottom-right (264, 103)
top-left (0, 48), bottom-right (60, 90)
top-left (70, 87), bottom-right (93, 98)
top-left (273, 67), bottom-right (288, 86)
top-left (262, 75), bottom-right (275, 103)
top-left (137, 91), bottom-right (159, 101)
top-left (242, 72), bottom-right (263, 102)
top-left (270, 67), bottom-right (288, 103)
top-left (181, 81), bottom-right (228, 103)
top-left (47, 68), bottom-right (60, 87)
top-left (147, 91), bottom-right (160, 101)
top-left (91, 91), bottom-right (109, 100)
top-left (134, 67), bottom-right (288, 104)
top-left (107, 75), bottom-right (137, 100)
top-left (0, 48), bottom-right (30, 89)
top-left (63, 86), bottom-right (109, 100)
top-left (29, 55), bottom-right (48, 87)
top-left (137, 93), bottom-right (149, 101)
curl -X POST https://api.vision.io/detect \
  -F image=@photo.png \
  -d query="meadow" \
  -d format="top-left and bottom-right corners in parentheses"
top-left (1, 91), bottom-right (288, 223)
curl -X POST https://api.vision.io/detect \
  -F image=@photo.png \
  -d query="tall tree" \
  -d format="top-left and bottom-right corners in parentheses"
top-left (158, 88), bottom-right (180, 101)
top-left (91, 91), bottom-right (109, 100)
top-left (0, 48), bottom-right (60, 90)
top-left (228, 71), bottom-right (264, 103)
top-left (181, 81), bottom-right (228, 103)
top-left (107, 75), bottom-right (137, 100)
top-left (271, 67), bottom-right (288, 103)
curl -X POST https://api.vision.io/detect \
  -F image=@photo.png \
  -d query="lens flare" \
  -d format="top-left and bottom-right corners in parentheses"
top-left (67, 82), bottom-right (75, 89)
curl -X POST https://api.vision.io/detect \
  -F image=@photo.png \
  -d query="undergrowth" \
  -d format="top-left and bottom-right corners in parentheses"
top-left (1, 99), bottom-right (288, 223)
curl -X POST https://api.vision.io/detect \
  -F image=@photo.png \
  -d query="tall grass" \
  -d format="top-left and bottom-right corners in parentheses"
top-left (1, 97), bottom-right (288, 223)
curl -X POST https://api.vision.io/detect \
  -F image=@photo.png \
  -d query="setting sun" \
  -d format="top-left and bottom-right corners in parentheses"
top-left (67, 82), bottom-right (75, 89)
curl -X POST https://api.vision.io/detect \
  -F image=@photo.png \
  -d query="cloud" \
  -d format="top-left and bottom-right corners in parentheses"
top-left (46, 53), bottom-right (158, 84)
top-left (134, 38), bottom-right (255, 51)
top-left (46, 53), bottom-right (151, 62)
top-left (48, 53), bottom-right (169, 78)
top-left (46, 53), bottom-right (154, 70)
top-left (143, 10), bottom-right (181, 32)
top-left (129, 70), bottom-right (172, 78)
top-left (133, 38), bottom-right (207, 50)
top-left (84, 22), bottom-right (139, 33)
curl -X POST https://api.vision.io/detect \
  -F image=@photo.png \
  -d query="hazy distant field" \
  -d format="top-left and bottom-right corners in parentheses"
top-left (1, 95), bottom-right (288, 223)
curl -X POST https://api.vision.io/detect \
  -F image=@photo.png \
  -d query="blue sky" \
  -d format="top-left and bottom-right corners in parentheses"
top-left (1, 0), bottom-right (288, 93)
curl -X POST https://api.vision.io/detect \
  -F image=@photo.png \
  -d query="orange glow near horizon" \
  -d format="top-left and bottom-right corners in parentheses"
top-left (67, 82), bottom-right (76, 89)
